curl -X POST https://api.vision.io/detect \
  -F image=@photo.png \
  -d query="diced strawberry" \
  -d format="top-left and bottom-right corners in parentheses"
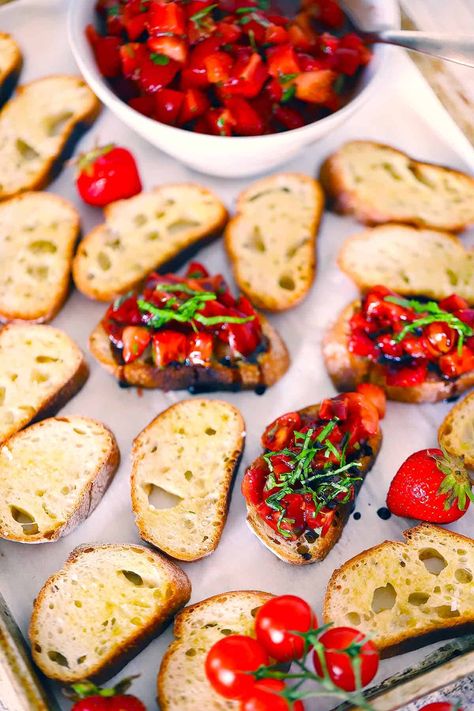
top-left (120, 43), bottom-right (148, 80)
top-left (225, 96), bottom-right (264, 136)
top-left (147, 35), bottom-right (188, 64)
top-left (261, 412), bottom-right (302, 450)
top-left (267, 43), bottom-right (301, 78)
top-left (273, 105), bottom-right (305, 130)
top-left (154, 88), bottom-right (185, 125)
top-left (356, 383), bottom-right (386, 419)
top-left (147, 1), bottom-right (186, 35)
top-left (187, 332), bottom-right (214, 365)
top-left (152, 330), bottom-right (188, 367)
top-left (386, 363), bottom-right (428, 387)
top-left (206, 107), bottom-right (235, 135)
top-left (216, 19), bottom-right (242, 43)
top-left (294, 69), bottom-right (336, 103)
top-left (439, 347), bottom-right (474, 379)
top-left (92, 35), bottom-right (122, 77)
top-left (204, 51), bottom-right (233, 83)
top-left (334, 48), bottom-right (361, 75)
top-left (179, 88), bottom-right (210, 123)
top-left (139, 55), bottom-right (179, 93)
top-left (265, 23), bottom-right (289, 45)
top-left (438, 294), bottom-right (469, 312)
top-left (128, 95), bottom-right (155, 117)
top-left (122, 326), bottom-right (151, 363)
top-left (185, 262), bottom-right (209, 278)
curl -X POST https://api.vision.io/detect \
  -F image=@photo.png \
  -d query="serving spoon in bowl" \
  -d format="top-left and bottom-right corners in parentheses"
top-left (340, 1), bottom-right (474, 68)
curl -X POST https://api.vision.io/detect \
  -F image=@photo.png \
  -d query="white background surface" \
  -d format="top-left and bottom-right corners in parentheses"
top-left (0, 1), bottom-right (473, 709)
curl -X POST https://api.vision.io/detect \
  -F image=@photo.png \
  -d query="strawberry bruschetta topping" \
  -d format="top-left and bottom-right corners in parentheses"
top-left (102, 262), bottom-right (265, 367)
top-left (242, 390), bottom-right (383, 542)
top-left (349, 287), bottom-right (474, 387)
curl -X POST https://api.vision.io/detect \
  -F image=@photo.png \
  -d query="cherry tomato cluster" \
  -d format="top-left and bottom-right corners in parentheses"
top-left (103, 261), bottom-right (263, 366)
top-left (87, 0), bottom-right (371, 136)
top-left (241, 388), bottom-right (384, 541)
top-left (205, 594), bottom-right (380, 709)
top-left (349, 286), bottom-right (474, 387)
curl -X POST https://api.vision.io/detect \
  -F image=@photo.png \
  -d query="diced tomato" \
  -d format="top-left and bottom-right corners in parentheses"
top-left (185, 261), bottom-right (209, 278)
top-left (147, 1), bottom-right (186, 36)
top-left (204, 51), bottom-right (233, 83)
top-left (122, 326), bottom-right (151, 363)
top-left (273, 105), bottom-right (305, 130)
top-left (319, 395), bottom-right (348, 421)
top-left (139, 55), bottom-right (179, 93)
top-left (294, 69), bottom-right (336, 103)
top-left (128, 95), bottom-right (155, 117)
top-left (242, 459), bottom-right (268, 505)
top-left (120, 42), bottom-right (147, 79)
top-left (386, 363), bottom-right (428, 387)
top-left (342, 392), bottom-right (380, 443)
top-left (225, 97), bottom-right (264, 135)
top-left (90, 35), bottom-right (122, 77)
top-left (179, 88), bottom-right (210, 123)
top-left (356, 384), bottom-right (386, 419)
top-left (438, 294), bottom-right (469, 312)
top-left (304, 498), bottom-right (335, 535)
top-left (147, 35), bottom-right (188, 64)
top-left (154, 88), bottom-right (185, 125)
top-left (152, 330), bottom-right (187, 367)
top-left (439, 346), bottom-right (474, 379)
top-left (267, 43), bottom-right (301, 78)
top-left (261, 412), bottom-right (302, 450)
top-left (187, 332), bottom-right (213, 365)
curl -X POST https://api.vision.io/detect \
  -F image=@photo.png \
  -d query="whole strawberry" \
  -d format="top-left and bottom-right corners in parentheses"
top-left (68, 678), bottom-right (146, 711)
top-left (75, 144), bottom-right (142, 207)
top-left (387, 448), bottom-right (473, 523)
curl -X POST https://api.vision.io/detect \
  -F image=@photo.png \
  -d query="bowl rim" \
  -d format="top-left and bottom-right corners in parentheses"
top-left (68, 0), bottom-right (400, 145)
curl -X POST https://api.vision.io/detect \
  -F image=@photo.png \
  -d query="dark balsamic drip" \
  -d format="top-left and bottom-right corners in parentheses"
top-left (377, 507), bottom-right (392, 520)
top-left (353, 511), bottom-right (361, 520)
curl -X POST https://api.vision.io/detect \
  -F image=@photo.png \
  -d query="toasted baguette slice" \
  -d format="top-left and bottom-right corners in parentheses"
top-left (225, 174), bottom-right (323, 311)
top-left (0, 33), bottom-right (22, 105)
top-left (0, 75), bottom-right (100, 201)
top-left (323, 301), bottom-right (474, 403)
top-left (0, 192), bottom-right (80, 322)
top-left (73, 185), bottom-right (228, 301)
top-left (324, 524), bottom-right (474, 656)
top-left (439, 393), bottom-right (474, 469)
top-left (0, 416), bottom-right (119, 543)
top-left (30, 543), bottom-right (191, 683)
top-left (0, 324), bottom-right (88, 444)
top-left (245, 402), bottom-right (382, 565)
top-left (89, 314), bottom-right (289, 392)
top-left (132, 399), bottom-right (244, 561)
top-left (338, 225), bottom-right (474, 304)
top-left (158, 590), bottom-right (273, 710)
top-left (320, 141), bottom-right (474, 231)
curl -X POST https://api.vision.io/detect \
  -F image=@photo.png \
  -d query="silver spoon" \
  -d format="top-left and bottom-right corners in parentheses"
top-left (340, 2), bottom-right (474, 68)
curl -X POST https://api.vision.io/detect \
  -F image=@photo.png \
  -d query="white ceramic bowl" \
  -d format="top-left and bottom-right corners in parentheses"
top-left (68, 0), bottom-right (399, 178)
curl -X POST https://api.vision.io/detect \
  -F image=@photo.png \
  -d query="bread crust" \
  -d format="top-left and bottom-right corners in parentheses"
top-left (0, 416), bottom-right (120, 543)
top-left (245, 402), bottom-right (382, 565)
top-left (323, 524), bottom-right (474, 657)
top-left (72, 184), bottom-right (228, 302)
top-left (0, 32), bottom-right (22, 106)
top-left (438, 392), bottom-right (474, 469)
top-left (225, 173), bottom-right (324, 311)
top-left (320, 140), bottom-right (474, 232)
top-left (0, 75), bottom-right (100, 201)
top-left (30, 543), bottom-right (191, 684)
top-left (157, 590), bottom-right (273, 710)
top-left (89, 315), bottom-right (289, 391)
top-left (131, 399), bottom-right (245, 560)
top-left (323, 301), bottom-right (474, 403)
top-left (0, 192), bottom-right (81, 323)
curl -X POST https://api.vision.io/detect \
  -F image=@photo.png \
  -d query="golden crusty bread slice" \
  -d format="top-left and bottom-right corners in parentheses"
top-left (323, 301), bottom-right (474, 403)
top-left (132, 399), bottom-right (244, 561)
top-left (0, 416), bottom-right (119, 543)
top-left (439, 393), bottom-right (474, 469)
top-left (323, 524), bottom-right (474, 656)
top-left (30, 543), bottom-right (191, 684)
top-left (225, 173), bottom-right (324, 311)
top-left (338, 225), bottom-right (474, 304)
top-left (0, 192), bottom-right (80, 323)
top-left (158, 590), bottom-right (273, 710)
top-left (0, 324), bottom-right (88, 444)
top-left (73, 185), bottom-right (228, 301)
top-left (245, 402), bottom-right (382, 566)
top-left (320, 141), bottom-right (474, 231)
top-left (0, 33), bottom-right (22, 105)
top-left (89, 314), bottom-right (289, 392)
top-left (0, 75), bottom-right (100, 201)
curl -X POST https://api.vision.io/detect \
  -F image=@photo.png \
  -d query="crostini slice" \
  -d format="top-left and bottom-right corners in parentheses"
top-left (439, 392), bottom-right (474, 469)
top-left (338, 224), bottom-right (474, 304)
top-left (30, 544), bottom-right (191, 684)
top-left (0, 75), bottom-right (100, 201)
top-left (132, 399), bottom-right (245, 561)
top-left (0, 192), bottom-right (80, 323)
top-left (158, 590), bottom-right (273, 710)
top-left (324, 287), bottom-right (474, 403)
top-left (0, 416), bottom-right (119, 543)
top-left (225, 173), bottom-right (324, 311)
top-left (0, 324), bottom-right (88, 444)
top-left (73, 184), bottom-right (228, 301)
top-left (242, 391), bottom-right (383, 565)
top-left (320, 141), bottom-right (474, 232)
top-left (89, 263), bottom-right (289, 392)
top-left (324, 524), bottom-right (474, 656)
top-left (0, 33), bottom-right (22, 105)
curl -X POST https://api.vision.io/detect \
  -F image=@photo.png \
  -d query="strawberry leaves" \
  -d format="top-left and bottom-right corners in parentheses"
top-left (431, 448), bottom-right (474, 511)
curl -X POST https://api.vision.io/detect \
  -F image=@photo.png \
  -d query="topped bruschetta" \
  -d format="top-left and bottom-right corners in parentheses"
top-left (242, 388), bottom-right (384, 565)
top-left (324, 287), bottom-right (474, 403)
top-left (89, 262), bottom-right (289, 393)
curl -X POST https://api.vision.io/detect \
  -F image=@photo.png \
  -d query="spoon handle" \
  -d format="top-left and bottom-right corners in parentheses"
top-left (373, 30), bottom-right (474, 68)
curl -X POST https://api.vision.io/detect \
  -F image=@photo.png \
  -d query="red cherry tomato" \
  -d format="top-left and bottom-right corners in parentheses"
top-left (205, 635), bottom-right (269, 700)
top-left (356, 383), bottom-right (386, 418)
top-left (261, 412), bottom-right (302, 450)
top-left (242, 459), bottom-right (268, 505)
top-left (419, 704), bottom-right (464, 711)
top-left (240, 679), bottom-right (305, 711)
top-left (255, 595), bottom-right (316, 662)
top-left (313, 626), bottom-right (379, 692)
top-left (76, 145), bottom-right (142, 207)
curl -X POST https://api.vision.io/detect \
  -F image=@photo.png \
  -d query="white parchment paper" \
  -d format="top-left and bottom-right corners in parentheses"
top-left (0, 2), bottom-right (473, 708)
